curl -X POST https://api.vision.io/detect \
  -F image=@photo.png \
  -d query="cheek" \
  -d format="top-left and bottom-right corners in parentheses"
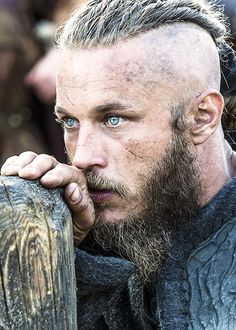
top-left (64, 132), bottom-right (77, 158)
top-left (123, 139), bottom-right (144, 160)
top-left (124, 138), bottom-right (161, 163)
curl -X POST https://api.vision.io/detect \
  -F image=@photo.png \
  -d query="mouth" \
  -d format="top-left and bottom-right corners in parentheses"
top-left (88, 187), bottom-right (116, 204)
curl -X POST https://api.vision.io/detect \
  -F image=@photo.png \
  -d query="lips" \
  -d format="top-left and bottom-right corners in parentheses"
top-left (88, 188), bottom-right (115, 204)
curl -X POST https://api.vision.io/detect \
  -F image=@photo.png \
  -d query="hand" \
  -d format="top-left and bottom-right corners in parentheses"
top-left (1, 152), bottom-right (95, 245)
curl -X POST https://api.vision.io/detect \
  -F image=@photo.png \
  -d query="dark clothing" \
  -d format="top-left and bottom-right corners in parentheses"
top-left (75, 177), bottom-right (236, 329)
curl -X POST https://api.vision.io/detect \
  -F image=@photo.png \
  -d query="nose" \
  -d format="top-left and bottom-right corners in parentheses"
top-left (71, 131), bottom-right (108, 170)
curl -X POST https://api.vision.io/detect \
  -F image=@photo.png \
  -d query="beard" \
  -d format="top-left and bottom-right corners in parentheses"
top-left (80, 131), bottom-right (201, 283)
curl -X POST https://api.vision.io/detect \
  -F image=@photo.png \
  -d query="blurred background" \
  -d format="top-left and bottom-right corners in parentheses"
top-left (0, 0), bottom-right (88, 165)
top-left (0, 0), bottom-right (235, 166)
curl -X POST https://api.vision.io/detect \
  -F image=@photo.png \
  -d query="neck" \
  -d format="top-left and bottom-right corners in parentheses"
top-left (196, 132), bottom-right (235, 207)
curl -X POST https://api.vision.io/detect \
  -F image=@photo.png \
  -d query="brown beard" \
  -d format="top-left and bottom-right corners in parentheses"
top-left (81, 131), bottom-right (201, 282)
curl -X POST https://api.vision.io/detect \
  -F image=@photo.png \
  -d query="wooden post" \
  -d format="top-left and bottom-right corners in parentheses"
top-left (0, 176), bottom-right (77, 329)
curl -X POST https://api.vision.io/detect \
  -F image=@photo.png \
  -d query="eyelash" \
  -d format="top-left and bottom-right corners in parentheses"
top-left (55, 114), bottom-right (127, 130)
top-left (55, 117), bottom-right (79, 130)
top-left (104, 115), bottom-right (125, 127)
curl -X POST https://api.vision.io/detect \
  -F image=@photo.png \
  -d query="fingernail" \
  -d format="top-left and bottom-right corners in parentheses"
top-left (70, 185), bottom-right (82, 203)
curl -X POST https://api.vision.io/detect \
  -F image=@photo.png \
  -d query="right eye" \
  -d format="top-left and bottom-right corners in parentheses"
top-left (64, 117), bottom-right (78, 128)
top-left (56, 117), bottom-right (79, 129)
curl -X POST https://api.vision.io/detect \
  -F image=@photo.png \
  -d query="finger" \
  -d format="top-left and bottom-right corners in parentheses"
top-left (18, 154), bottom-right (59, 179)
top-left (1, 156), bottom-right (19, 175)
top-left (1, 152), bottom-right (38, 176)
top-left (2, 155), bottom-right (19, 165)
top-left (64, 183), bottom-right (95, 246)
top-left (40, 164), bottom-right (86, 188)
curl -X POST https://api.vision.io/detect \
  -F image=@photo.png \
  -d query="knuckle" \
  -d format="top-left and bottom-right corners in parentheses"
top-left (79, 203), bottom-right (89, 212)
top-left (55, 164), bottom-right (73, 180)
top-left (70, 165), bottom-right (81, 175)
top-left (57, 164), bottom-right (81, 182)
top-left (19, 151), bottom-right (37, 157)
top-left (37, 154), bottom-right (57, 164)
top-left (55, 163), bottom-right (69, 171)
top-left (4, 155), bottom-right (19, 164)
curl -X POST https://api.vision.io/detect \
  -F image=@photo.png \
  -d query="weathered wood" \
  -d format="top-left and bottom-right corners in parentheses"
top-left (0, 176), bottom-right (77, 330)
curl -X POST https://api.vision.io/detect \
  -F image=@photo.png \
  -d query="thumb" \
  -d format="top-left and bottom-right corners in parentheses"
top-left (64, 182), bottom-right (95, 246)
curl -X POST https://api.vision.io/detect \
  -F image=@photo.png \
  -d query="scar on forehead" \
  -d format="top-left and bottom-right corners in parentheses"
top-left (66, 94), bottom-right (75, 106)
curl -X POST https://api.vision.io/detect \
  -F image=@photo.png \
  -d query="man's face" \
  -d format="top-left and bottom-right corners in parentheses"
top-left (56, 35), bottom-right (201, 280)
top-left (56, 41), bottom-right (176, 224)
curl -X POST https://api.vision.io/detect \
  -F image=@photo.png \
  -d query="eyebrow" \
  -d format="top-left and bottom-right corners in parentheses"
top-left (54, 106), bottom-right (70, 116)
top-left (54, 102), bottom-right (131, 116)
top-left (93, 102), bottom-right (130, 113)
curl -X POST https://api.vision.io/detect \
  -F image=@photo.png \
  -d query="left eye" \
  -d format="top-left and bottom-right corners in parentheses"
top-left (106, 115), bottom-right (123, 127)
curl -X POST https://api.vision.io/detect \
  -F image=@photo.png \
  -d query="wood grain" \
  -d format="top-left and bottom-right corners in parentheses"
top-left (0, 176), bottom-right (77, 329)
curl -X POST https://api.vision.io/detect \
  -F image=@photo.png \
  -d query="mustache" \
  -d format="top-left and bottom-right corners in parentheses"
top-left (84, 170), bottom-right (128, 197)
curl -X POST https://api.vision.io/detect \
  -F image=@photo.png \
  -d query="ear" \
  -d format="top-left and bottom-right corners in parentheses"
top-left (191, 89), bottom-right (224, 145)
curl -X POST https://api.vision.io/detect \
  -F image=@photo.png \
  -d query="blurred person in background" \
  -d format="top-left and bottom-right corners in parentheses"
top-left (25, 0), bottom-right (84, 105)
top-left (219, 0), bottom-right (236, 149)
top-left (0, 0), bottom-right (87, 165)
top-left (23, 0), bottom-right (88, 163)
top-left (0, 4), bottom-right (48, 165)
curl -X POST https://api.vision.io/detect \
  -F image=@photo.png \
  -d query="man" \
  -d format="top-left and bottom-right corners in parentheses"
top-left (1, 0), bottom-right (236, 328)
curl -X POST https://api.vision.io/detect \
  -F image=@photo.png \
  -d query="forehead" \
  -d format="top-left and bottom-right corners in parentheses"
top-left (59, 24), bottom-right (196, 86)
top-left (56, 23), bottom-right (218, 111)
top-left (58, 22), bottom-right (217, 79)
top-left (57, 32), bottom-right (178, 111)
top-left (58, 44), bottom-right (155, 88)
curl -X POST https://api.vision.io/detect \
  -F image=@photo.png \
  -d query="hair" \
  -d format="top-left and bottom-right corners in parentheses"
top-left (57, 0), bottom-right (230, 62)
top-left (222, 94), bottom-right (236, 130)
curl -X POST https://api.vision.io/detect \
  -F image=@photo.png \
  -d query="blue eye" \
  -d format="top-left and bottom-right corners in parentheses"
top-left (106, 115), bottom-right (123, 127)
top-left (64, 117), bottom-right (78, 128)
